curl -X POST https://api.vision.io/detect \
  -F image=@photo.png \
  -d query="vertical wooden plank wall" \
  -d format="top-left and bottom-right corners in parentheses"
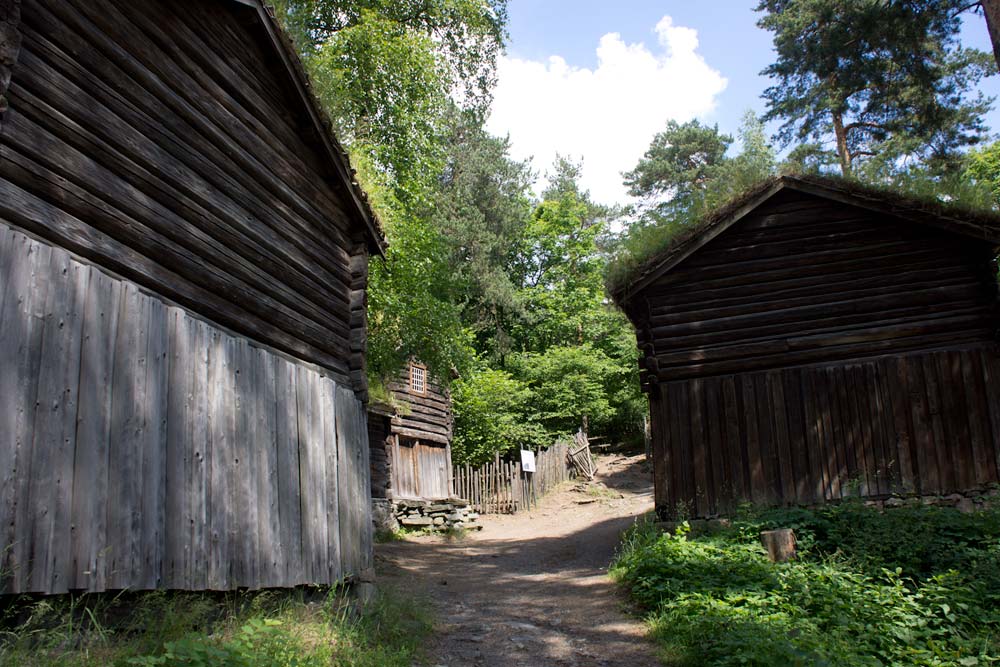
top-left (0, 224), bottom-right (372, 594)
top-left (650, 347), bottom-right (1000, 517)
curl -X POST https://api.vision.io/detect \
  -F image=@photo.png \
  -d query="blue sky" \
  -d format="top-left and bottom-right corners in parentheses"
top-left (485, 1), bottom-right (1000, 205)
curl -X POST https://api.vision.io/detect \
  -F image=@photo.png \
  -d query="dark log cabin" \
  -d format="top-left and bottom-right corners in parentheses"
top-left (613, 176), bottom-right (1000, 519)
top-left (0, 0), bottom-right (385, 594)
top-left (369, 361), bottom-right (454, 501)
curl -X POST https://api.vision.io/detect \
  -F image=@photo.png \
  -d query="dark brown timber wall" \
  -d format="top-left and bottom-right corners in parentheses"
top-left (0, 0), bottom-right (371, 393)
top-left (627, 191), bottom-right (1000, 517)
top-left (0, 224), bottom-right (373, 594)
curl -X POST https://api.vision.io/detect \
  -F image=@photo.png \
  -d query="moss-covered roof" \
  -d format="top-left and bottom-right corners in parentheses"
top-left (609, 174), bottom-right (1000, 306)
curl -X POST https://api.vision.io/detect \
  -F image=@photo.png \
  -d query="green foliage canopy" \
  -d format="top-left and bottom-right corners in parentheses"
top-left (756, 0), bottom-right (994, 177)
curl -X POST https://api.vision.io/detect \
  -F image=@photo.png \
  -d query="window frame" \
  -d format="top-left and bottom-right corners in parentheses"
top-left (409, 362), bottom-right (427, 395)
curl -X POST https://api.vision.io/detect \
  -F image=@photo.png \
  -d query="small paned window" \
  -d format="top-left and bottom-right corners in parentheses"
top-left (409, 363), bottom-right (426, 394)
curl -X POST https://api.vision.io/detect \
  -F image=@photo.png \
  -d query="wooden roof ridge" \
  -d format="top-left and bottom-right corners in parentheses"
top-left (613, 174), bottom-right (1000, 306)
top-left (228, 0), bottom-right (386, 255)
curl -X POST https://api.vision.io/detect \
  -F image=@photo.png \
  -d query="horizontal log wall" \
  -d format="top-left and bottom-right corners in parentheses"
top-left (0, 224), bottom-right (373, 594)
top-left (650, 347), bottom-right (1000, 518)
top-left (388, 371), bottom-right (453, 445)
top-left (1, 0), bottom-right (369, 391)
top-left (631, 192), bottom-right (999, 386)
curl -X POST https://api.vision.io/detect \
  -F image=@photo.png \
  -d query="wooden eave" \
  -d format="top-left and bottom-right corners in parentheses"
top-left (229, 0), bottom-right (386, 256)
top-left (614, 175), bottom-right (1000, 307)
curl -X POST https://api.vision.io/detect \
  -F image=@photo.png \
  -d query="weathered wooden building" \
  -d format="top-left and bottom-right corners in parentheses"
top-left (614, 176), bottom-right (1000, 519)
top-left (369, 362), bottom-right (454, 501)
top-left (0, 0), bottom-right (384, 594)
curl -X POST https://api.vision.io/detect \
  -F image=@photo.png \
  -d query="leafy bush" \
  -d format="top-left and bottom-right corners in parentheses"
top-left (613, 505), bottom-right (1000, 666)
top-left (451, 367), bottom-right (548, 465)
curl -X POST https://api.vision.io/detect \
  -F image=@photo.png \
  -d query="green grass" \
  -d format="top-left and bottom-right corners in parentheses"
top-left (612, 501), bottom-right (1000, 666)
top-left (0, 585), bottom-right (432, 667)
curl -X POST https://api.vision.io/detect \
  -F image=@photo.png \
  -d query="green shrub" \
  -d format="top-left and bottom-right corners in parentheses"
top-left (613, 506), bottom-right (1000, 666)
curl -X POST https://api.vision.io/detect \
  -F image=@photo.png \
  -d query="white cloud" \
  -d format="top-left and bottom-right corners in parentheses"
top-left (486, 16), bottom-right (727, 205)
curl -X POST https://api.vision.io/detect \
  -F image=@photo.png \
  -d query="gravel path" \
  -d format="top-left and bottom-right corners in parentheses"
top-left (376, 454), bottom-right (661, 667)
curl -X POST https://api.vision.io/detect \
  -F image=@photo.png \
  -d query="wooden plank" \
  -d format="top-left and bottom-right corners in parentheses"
top-left (783, 369), bottom-right (810, 504)
top-left (69, 265), bottom-right (120, 591)
top-left (981, 350), bottom-right (1000, 482)
top-left (866, 363), bottom-right (893, 495)
top-left (922, 355), bottom-right (951, 492)
top-left (108, 283), bottom-right (151, 590)
top-left (231, 338), bottom-right (257, 587)
top-left (768, 371), bottom-right (795, 505)
top-left (753, 374), bottom-right (778, 504)
top-left (885, 357), bottom-right (916, 494)
top-left (254, 347), bottom-right (280, 588)
top-left (139, 295), bottom-right (167, 590)
top-left (944, 351), bottom-right (975, 490)
top-left (721, 377), bottom-right (745, 502)
top-left (163, 307), bottom-right (187, 589)
top-left (704, 379), bottom-right (726, 513)
top-left (26, 247), bottom-right (86, 593)
top-left (741, 376), bottom-right (764, 505)
top-left (322, 377), bottom-right (342, 584)
top-left (206, 329), bottom-right (231, 590)
top-left (689, 379), bottom-right (709, 516)
top-left (801, 369), bottom-right (828, 502)
top-left (294, 366), bottom-right (317, 583)
top-left (274, 357), bottom-right (302, 587)
top-left (2, 235), bottom-right (52, 593)
top-left (816, 369), bottom-right (842, 499)
top-left (188, 318), bottom-right (210, 591)
top-left (848, 365), bottom-right (873, 497)
top-left (906, 358), bottom-right (936, 494)
top-left (960, 350), bottom-right (994, 486)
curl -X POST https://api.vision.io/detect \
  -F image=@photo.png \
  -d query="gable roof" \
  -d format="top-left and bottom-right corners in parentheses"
top-left (228, 0), bottom-right (386, 255)
top-left (612, 174), bottom-right (1000, 306)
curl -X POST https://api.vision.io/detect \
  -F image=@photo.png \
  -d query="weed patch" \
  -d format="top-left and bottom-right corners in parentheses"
top-left (612, 502), bottom-right (1000, 666)
top-left (0, 585), bottom-right (431, 667)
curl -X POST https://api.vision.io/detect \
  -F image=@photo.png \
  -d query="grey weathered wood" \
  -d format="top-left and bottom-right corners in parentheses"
top-left (107, 283), bottom-right (147, 590)
top-left (69, 254), bottom-right (120, 591)
top-left (189, 317), bottom-right (210, 591)
top-left (2, 0), bottom-right (380, 593)
top-left (140, 297), bottom-right (167, 590)
top-left (321, 377), bottom-right (341, 584)
top-left (163, 307), bottom-right (187, 589)
top-left (27, 246), bottom-right (85, 593)
top-left (274, 356), bottom-right (303, 586)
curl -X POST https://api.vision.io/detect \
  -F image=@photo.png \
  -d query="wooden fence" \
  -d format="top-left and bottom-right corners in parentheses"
top-left (0, 225), bottom-right (373, 594)
top-left (452, 441), bottom-right (572, 514)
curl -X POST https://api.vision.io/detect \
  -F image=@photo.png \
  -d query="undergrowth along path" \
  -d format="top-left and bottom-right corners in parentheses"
top-left (376, 454), bottom-right (661, 667)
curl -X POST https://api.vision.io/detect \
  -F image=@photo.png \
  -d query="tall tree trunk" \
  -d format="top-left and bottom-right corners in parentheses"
top-left (983, 0), bottom-right (1000, 72)
top-left (832, 110), bottom-right (852, 177)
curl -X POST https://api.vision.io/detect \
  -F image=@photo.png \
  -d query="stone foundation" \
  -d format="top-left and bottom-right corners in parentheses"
top-left (371, 498), bottom-right (399, 534)
top-left (394, 498), bottom-right (481, 532)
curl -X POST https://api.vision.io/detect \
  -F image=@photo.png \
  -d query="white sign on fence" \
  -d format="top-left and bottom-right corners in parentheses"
top-left (520, 449), bottom-right (536, 473)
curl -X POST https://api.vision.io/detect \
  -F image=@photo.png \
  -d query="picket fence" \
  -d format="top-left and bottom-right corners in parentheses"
top-left (452, 441), bottom-right (572, 515)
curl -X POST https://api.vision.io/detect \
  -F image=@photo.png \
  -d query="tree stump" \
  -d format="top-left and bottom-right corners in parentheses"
top-left (761, 529), bottom-right (796, 562)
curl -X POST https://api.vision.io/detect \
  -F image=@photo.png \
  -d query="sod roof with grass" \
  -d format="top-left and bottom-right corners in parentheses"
top-left (609, 174), bottom-right (1000, 306)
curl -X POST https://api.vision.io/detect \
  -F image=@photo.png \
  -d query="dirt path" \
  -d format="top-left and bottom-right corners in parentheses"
top-left (376, 454), bottom-right (661, 667)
